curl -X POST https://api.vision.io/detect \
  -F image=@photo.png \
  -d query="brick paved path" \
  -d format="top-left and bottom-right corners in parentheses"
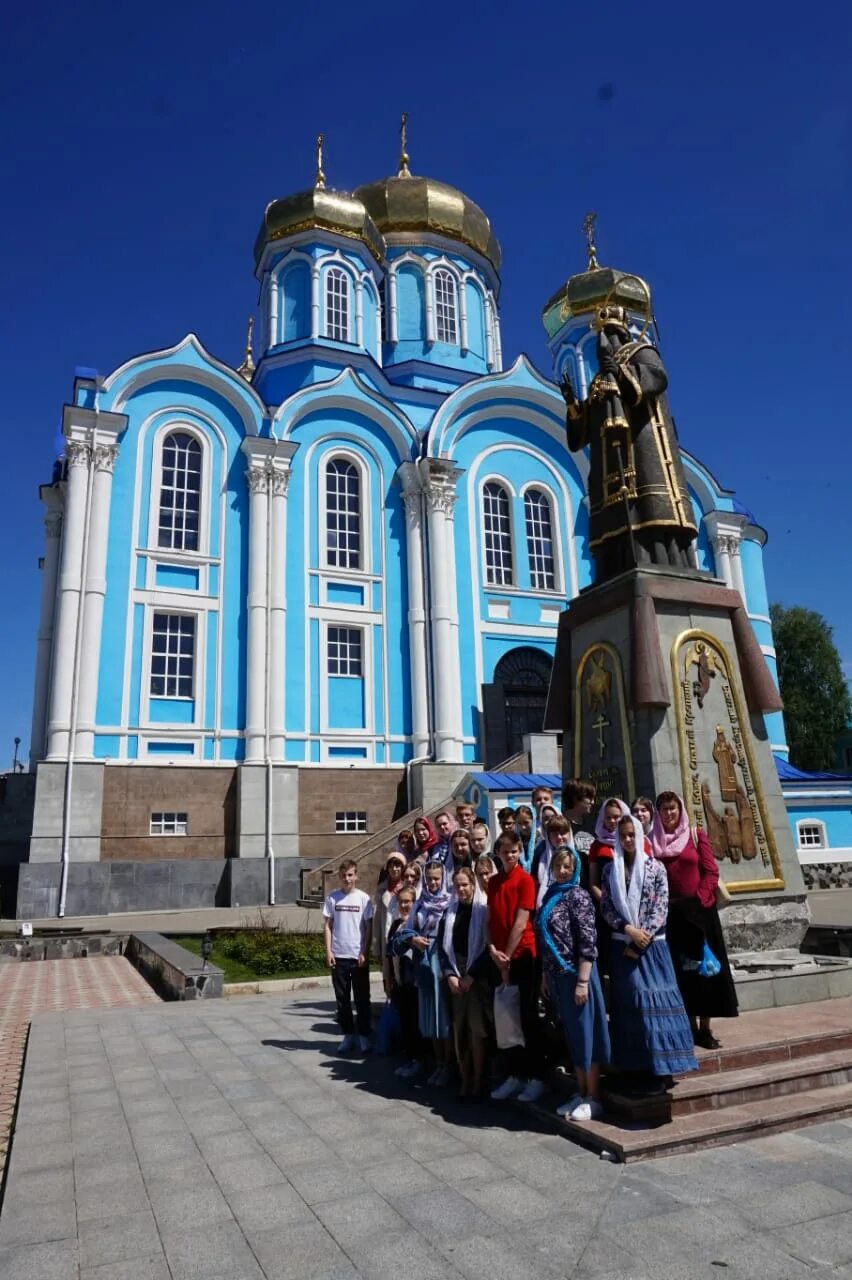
top-left (2, 992), bottom-right (852, 1279)
top-left (0, 959), bottom-right (159, 1185)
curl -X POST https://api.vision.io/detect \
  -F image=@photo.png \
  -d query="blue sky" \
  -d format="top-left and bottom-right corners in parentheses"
top-left (2, 0), bottom-right (851, 767)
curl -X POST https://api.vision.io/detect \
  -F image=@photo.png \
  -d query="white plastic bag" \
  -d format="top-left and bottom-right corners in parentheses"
top-left (493, 983), bottom-right (525, 1050)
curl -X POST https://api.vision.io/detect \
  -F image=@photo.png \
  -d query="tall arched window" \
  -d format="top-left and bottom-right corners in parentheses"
top-left (158, 432), bottom-right (202, 551)
top-left (434, 268), bottom-right (458, 344)
top-left (326, 458), bottom-right (361, 569)
top-left (483, 482), bottom-right (513, 585)
top-left (325, 267), bottom-right (350, 342)
top-left (524, 488), bottom-right (556, 590)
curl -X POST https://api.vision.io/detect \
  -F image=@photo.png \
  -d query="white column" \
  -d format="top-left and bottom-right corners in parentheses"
top-left (245, 462), bottom-right (269, 762)
top-left (399, 466), bottom-right (430, 759)
top-left (728, 535), bottom-right (746, 602)
top-left (47, 442), bottom-right (91, 759)
top-left (424, 271), bottom-right (436, 343)
top-left (310, 263), bottom-right (320, 339)
top-left (492, 297), bottom-right (503, 371)
top-left (355, 277), bottom-right (364, 348)
top-left (75, 440), bottom-right (120, 759)
top-left (267, 462), bottom-right (290, 760)
top-left (422, 460), bottom-right (463, 761)
top-left (29, 491), bottom-right (63, 767)
top-left (388, 268), bottom-right (398, 344)
top-left (459, 280), bottom-right (469, 353)
top-left (712, 533), bottom-right (734, 589)
top-left (268, 270), bottom-right (279, 348)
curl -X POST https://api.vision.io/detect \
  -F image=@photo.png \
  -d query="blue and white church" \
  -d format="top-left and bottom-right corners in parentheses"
top-left (21, 135), bottom-right (820, 917)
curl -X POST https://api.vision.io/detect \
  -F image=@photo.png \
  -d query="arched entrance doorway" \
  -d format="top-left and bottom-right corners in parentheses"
top-left (480, 646), bottom-right (553, 767)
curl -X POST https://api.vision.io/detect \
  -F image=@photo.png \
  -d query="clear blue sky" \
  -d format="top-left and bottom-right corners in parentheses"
top-left (2, 0), bottom-right (851, 767)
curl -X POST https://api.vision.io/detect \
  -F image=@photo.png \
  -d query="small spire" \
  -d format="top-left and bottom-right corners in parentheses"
top-left (398, 111), bottom-right (411, 178)
top-left (237, 316), bottom-right (255, 381)
top-left (582, 211), bottom-right (599, 270)
top-left (315, 132), bottom-right (326, 189)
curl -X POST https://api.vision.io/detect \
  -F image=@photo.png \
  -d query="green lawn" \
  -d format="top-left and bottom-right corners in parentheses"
top-left (169, 935), bottom-right (329, 984)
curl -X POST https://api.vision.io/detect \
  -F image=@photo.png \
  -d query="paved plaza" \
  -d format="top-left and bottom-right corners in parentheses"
top-left (1, 991), bottom-right (852, 1279)
top-left (0, 958), bottom-right (159, 1186)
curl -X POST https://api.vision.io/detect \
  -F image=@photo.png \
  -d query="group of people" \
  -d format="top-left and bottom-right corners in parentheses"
top-left (322, 783), bottom-right (738, 1123)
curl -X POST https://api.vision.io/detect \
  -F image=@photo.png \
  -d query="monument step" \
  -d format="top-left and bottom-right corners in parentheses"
top-left (555, 1079), bottom-right (852, 1163)
top-left (602, 1046), bottom-right (852, 1122)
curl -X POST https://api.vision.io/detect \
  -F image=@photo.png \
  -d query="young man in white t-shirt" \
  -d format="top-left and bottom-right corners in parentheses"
top-left (323, 860), bottom-right (374, 1054)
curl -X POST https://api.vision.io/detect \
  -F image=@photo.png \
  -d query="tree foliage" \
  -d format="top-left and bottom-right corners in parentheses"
top-left (770, 604), bottom-right (850, 772)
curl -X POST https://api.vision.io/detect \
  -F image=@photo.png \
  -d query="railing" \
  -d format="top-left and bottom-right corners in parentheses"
top-left (300, 807), bottom-right (424, 902)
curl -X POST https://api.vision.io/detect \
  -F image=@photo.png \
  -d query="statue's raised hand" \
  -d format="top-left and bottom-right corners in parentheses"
top-left (599, 351), bottom-right (618, 378)
top-left (559, 371), bottom-right (576, 406)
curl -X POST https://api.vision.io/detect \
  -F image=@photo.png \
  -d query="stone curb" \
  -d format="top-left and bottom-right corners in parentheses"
top-left (224, 972), bottom-right (386, 996)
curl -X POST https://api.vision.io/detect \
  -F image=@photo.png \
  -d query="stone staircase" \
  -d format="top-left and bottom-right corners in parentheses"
top-left (548, 996), bottom-right (852, 1161)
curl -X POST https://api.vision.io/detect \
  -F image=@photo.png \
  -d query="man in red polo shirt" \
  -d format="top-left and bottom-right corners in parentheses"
top-left (487, 831), bottom-right (546, 1102)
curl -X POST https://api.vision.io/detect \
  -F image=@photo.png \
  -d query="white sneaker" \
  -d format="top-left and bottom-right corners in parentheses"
top-left (570, 1098), bottom-right (603, 1121)
top-left (517, 1079), bottom-right (547, 1103)
top-left (338, 1035), bottom-right (356, 1054)
top-left (358, 1036), bottom-right (371, 1054)
top-left (490, 1075), bottom-right (524, 1101)
top-left (555, 1094), bottom-right (583, 1117)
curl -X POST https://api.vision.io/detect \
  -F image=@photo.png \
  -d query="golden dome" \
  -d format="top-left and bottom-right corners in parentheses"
top-left (354, 174), bottom-right (501, 273)
top-left (254, 186), bottom-right (385, 266)
top-left (542, 264), bottom-right (650, 339)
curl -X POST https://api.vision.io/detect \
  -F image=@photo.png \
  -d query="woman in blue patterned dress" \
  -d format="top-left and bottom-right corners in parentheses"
top-left (601, 814), bottom-right (698, 1086)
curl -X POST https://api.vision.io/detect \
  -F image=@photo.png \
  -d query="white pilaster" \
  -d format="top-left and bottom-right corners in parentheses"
top-left (388, 268), bottom-right (398, 344)
top-left (75, 439), bottom-right (120, 758)
top-left (459, 281), bottom-right (468, 353)
top-left (399, 464), bottom-right (430, 759)
top-left (421, 458), bottom-right (464, 762)
top-left (355, 277), bottom-right (364, 348)
top-left (244, 458), bottom-right (270, 763)
top-left (268, 269), bottom-right (279, 348)
top-left (729, 535), bottom-right (746, 602)
top-left (425, 273), bottom-right (436, 344)
top-left (310, 263), bottom-right (320, 339)
top-left (29, 489), bottom-right (63, 767)
top-left (46, 442), bottom-right (91, 759)
top-left (713, 533), bottom-right (734, 589)
top-left (267, 458), bottom-right (293, 760)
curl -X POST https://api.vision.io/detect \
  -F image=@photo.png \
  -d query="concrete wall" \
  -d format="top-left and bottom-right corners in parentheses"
top-left (100, 764), bottom-right (237, 860)
top-left (298, 767), bottom-right (407, 860)
top-left (0, 773), bottom-right (36, 865)
top-left (30, 762), bottom-right (104, 864)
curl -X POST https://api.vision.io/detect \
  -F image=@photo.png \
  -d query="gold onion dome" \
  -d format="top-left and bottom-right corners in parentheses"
top-left (254, 134), bottom-right (384, 266)
top-left (355, 173), bottom-right (501, 274)
top-left (542, 263), bottom-right (650, 339)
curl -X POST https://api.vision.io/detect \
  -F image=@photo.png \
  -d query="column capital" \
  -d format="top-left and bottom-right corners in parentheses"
top-left (419, 458), bottom-right (464, 518)
top-left (246, 463), bottom-right (269, 495)
top-left (66, 440), bottom-right (91, 469)
top-left (268, 464), bottom-right (290, 498)
top-left (45, 512), bottom-right (63, 539)
top-left (93, 443), bottom-right (119, 474)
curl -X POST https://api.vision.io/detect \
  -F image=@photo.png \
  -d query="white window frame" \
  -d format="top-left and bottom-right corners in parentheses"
top-left (796, 819), bottom-right (826, 850)
top-left (522, 484), bottom-right (560, 592)
top-left (481, 479), bottom-right (515, 587)
top-left (149, 612), bottom-right (197, 700)
top-left (326, 625), bottom-right (363, 677)
top-left (156, 430), bottom-right (203, 553)
top-left (324, 265), bottom-right (352, 343)
top-left (433, 267), bottom-right (459, 345)
top-left (150, 812), bottom-right (189, 836)
top-left (146, 422), bottom-right (212, 557)
top-left (335, 811), bottom-right (368, 834)
top-left (319, 449), bottom-right (371, 574)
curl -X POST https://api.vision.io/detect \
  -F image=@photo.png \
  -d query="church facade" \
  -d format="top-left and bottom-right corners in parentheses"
top-left (22, 144), bottom-right (792, 916)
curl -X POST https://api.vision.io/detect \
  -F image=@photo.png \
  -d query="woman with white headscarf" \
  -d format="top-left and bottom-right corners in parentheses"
top-left (601, 814), bottom-right (698, 1088)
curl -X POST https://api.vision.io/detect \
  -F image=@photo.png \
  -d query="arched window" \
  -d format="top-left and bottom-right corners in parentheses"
top-left (325, 267), bottom-right (350, 342)
top-left (326, 458), bottom-right (361, 569)
top-left (483, 482), bottom-right (513, 585)
top-left (158, 432), bottom-right (202, 551)
top-left (434, 268), bottom-right (458, 344)
top-left (524, 488), bottom-right (556, 590)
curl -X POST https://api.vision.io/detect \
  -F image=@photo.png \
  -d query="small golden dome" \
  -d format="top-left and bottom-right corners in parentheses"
top-left (542, 264), bottom-right (650, 339)
top-left (254, 186), bottom-right (385, 266)
top-left (354, 174), bottom-right (501, 273)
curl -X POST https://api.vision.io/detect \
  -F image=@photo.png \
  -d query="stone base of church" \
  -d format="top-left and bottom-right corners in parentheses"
top-left (545, 567), bottom-right (808, 952)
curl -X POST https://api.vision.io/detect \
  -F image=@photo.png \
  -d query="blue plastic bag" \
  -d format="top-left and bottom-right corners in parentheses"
top-left (697, 942), bottom-right (721, 978)
top-left (374, 999), bottom-right (401, 1055)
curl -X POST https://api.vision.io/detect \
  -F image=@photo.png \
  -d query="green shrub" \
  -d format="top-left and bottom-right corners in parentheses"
top-left (215, 929), bottom-right (326, 977)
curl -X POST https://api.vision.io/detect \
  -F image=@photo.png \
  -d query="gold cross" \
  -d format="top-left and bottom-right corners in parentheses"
top-left (592, 713), bottom-right (610, 759)
top-left (399, 111), bottom-right (411, 177)
top-left (582, 211), bottom-right (599, 269)
top-left (315, 133), bottom-right (326, 189)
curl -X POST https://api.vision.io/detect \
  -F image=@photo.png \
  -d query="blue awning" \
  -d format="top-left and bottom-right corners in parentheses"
top-left (468, 772), bottom-right (562, 792)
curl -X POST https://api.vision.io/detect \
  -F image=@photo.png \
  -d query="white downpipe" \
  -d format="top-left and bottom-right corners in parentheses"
top-left (264, 470), bottom-right (275, 906)
top-left (58, 444), bottom-right (94, 918)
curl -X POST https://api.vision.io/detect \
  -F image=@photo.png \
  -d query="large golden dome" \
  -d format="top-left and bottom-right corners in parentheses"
top-left (254, 185), bottom-right (385, 266)
top-left (542, 264), bottom-right (650, 339)
top-left (354, 173), bottom-right (501, 273)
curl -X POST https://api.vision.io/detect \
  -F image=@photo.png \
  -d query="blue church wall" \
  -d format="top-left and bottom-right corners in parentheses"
top-left (784, 802), bottom-right (852, 854)
top-left (382, 247), bottom-right (495, 378)
top-left (281, 260), bottom-right (311, 342)
top-left (741, 538), bottom-right (771, 618)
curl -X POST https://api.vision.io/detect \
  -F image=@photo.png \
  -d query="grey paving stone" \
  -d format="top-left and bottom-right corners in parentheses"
top-left (0, 1199), bottom-right (77, 1247)
top-left (208, 1152), bottom-right (286, 1196)
top-left (440, 1230), bottom-right (562, 1280)
top-left (78, 1209), bottom-right (161, 1271)
top-left (458, 1175), bottom-right (552, 1225)
top-left (776, 1211), bottom-right (852, 1269)
top-left (605, 1173), bottom-right (693, 1223)
top-left (346, 1229), bottom-right (465, 1280)
top-left (248, 1221), bottom-right (359, 1280)
top-left (138, 1154), bottom-right (217, 1192)
top-left (717, 1177), bottom-right (852, 1231)
top-left (313, 1190), bottom-right (409, 1243)
top-left (160, 1220), bottom-right (258, 1280)
top-left (76, 1177), bottom-right (158, 1224)
top-left (80, 1254), bottom-right (171, 1280)
top-left (0, 1235), bottom-right (79, 1279)
top-left (73, 1157), bottom-right (144, 1193)
top-left (225, 1182), bottom-right (315, 1235)
top-left (285, 1160), bottom-right (368, 1205)
top-left (195, 1127), bottom-right (265, 1161)
top-left (421, 1152), bottom-right (499, 1187)
top-left (1, 1166), bottom-right (75, 1207)
top-left (362, 1156), bottom-right (444, 1199)
top-left (150, 1186), bottom-right (235, 1235)
top-left (395, 1186), bottom-right (496, 1240)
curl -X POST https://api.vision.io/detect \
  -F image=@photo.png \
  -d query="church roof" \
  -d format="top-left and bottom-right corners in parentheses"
top-left (774, 754), bottom-right (852, 785)
top-left (354, 173), bottom-right (501, 273)
top-left (254, 185), bottom-right (385, 266)
top-left (542, 264), bottom-right (650, 339)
